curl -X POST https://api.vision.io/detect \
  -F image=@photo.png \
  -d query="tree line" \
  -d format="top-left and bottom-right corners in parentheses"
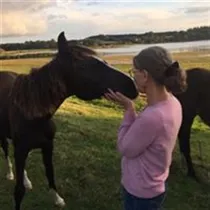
top-left (1, 26), bottom-right (209, 52)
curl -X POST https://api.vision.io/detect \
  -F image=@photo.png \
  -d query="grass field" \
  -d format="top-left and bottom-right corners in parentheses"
top-left (0, 51), bottom-right (210, 209)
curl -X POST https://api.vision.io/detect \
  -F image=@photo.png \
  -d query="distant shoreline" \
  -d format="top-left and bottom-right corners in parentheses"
top-left (0, 39), bottom-right (209, 60)
top-left (92, 39), bottom-right (210, 50)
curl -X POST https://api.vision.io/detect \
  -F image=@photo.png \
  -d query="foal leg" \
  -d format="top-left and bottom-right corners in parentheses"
top-left (42, 141), bottom-right (65, 207)
top-left (23, 151), bottom-right (32, 190)
top-left (23, 169), bottom-right (32, 190)
top-left (1, 138), bottom-right (14, 180)
top-left (14, 147), bottom-right (29, 210)
top-left (178, 115), bottom-right (196, 179)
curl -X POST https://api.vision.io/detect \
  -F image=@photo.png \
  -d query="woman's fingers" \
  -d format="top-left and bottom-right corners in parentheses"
top-left (104, 90), bottom-right (134, 110)
top-left (115, 92), bottom-right (127, 100)
top-left (104, 92), bottom-right (117, 101)
top-left (105, 89), bottom-right (131, 106)
top-left (108, 89), bottom-right (116, 95)
top-left (105, 93), bottom-right (119, 102)
top-left (104, 93), bottom-right (112, 101)
top-left (107, 89), bottom-right (122, 101)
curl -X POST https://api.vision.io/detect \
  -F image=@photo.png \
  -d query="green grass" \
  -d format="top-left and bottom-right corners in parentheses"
top-left (1, 50), bottom-right (209, 74)
top-left (0, 52), bottom-right (210, 209)
top-left (0, 58), bottom-right (51, 73)
top-left (105, 51), bottom-right (210, 75)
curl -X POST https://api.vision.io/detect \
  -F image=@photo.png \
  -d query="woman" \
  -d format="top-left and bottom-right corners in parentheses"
top-left (104, 46), bottom-right (187, 210)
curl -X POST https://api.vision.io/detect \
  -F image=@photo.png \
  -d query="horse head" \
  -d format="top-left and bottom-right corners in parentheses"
top-left (56, 31), bottom-right (138, 100)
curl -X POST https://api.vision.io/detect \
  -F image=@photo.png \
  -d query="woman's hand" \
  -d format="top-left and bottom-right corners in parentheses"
top-left (104, 89), bottom-right (134, 111)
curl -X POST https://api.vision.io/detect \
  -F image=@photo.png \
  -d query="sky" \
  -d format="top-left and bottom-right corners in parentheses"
top-left (0, 0), bottom-right (210, 43)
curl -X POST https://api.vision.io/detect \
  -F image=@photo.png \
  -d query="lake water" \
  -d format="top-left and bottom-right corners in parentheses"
top-left (95, 40), bottom-right (210, 55)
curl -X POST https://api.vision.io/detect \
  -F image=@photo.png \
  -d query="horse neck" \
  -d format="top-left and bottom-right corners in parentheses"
top-left (12, 58), bottom-right (73, 120)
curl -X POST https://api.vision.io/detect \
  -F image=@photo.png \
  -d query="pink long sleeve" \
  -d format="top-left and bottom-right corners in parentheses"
top-left (118, 95), bottom-right (182, 199)
top-left (117, 108), bottom-right (162, 158)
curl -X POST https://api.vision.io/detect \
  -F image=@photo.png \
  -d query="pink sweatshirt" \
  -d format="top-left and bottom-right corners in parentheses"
top-left (118, 95), bottom-right (182, 198)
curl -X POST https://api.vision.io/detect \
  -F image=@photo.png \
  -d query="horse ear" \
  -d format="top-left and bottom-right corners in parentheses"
top-left (57, 31), bottom-right (68, 54)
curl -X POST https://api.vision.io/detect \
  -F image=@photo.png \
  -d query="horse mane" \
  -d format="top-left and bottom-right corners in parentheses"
top-left (10, 58), bottom-right (67, 119)
top-left (28, 44), bottom-right (97, 74)
top-left (10, 44), bottom-right (98, 119)
top-left (68, 44), bottom-right (98, 60)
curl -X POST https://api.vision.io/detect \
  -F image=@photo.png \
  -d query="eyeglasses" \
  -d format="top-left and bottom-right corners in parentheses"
top-left (128, 68), bottom-right (140, 79)
top-left (128, 68), bottom-right (133, 78)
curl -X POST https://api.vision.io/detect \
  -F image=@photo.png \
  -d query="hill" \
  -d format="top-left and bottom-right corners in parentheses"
top-left (1, 26), bottom-right (209, 51)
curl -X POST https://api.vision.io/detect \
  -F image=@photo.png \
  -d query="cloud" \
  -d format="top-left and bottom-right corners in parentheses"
top-left (1, 1), bottom-right (209, 41)
top-left (0, 0), bottom-right (78, 38)
top-left (1, 12), bottom-right (47, 38)
top-left (55, 0), bottom-right (75, 8)
top-left (2, 0), bottom-right (52, 12)
top-left (92, 12), bottom-right (100, 16)
top-left (48, 14), bottom-right (68, 21)
top-left (62, 7), bottom-right (209, 37)
top-left (1, 0), bottom-right (51, 37)
top-left (86, 0), bottom-right (100, 6)
top-left (185, 6), bottom-right (210, 14)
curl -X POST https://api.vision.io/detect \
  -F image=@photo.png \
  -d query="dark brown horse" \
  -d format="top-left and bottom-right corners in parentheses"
top-left (176, 67), bottom-right (210, 179)
top-left (0, 32), bottom-right (138, 210)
